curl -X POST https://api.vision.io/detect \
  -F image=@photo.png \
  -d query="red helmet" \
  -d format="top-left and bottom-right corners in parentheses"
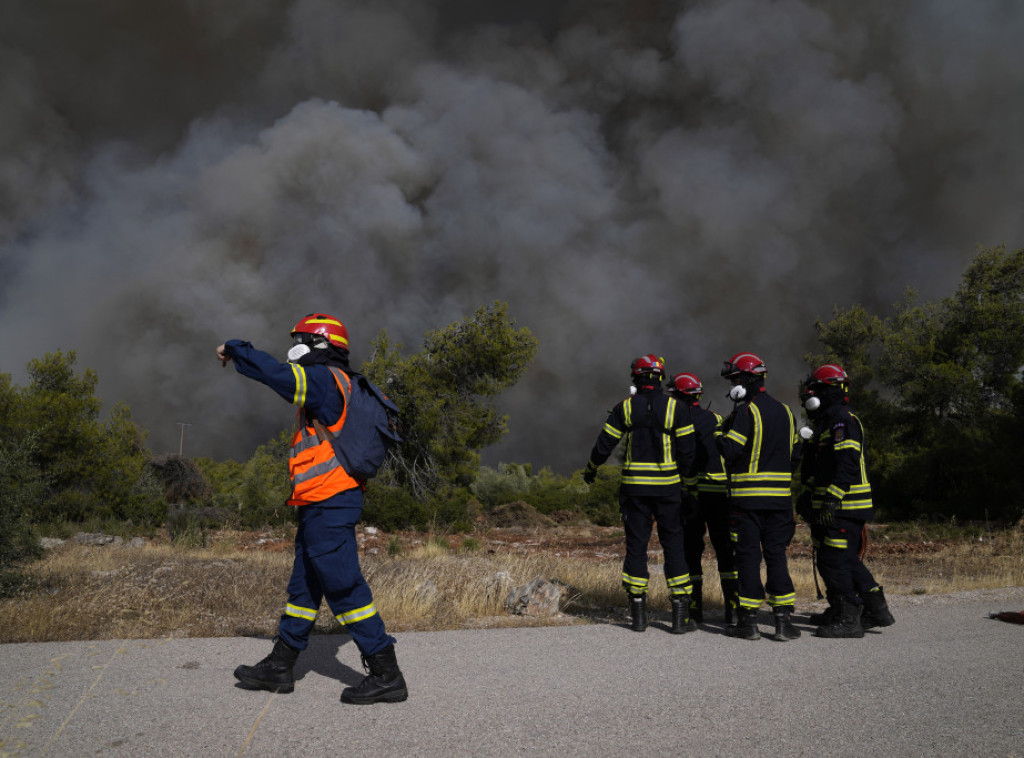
top-left (631, 354), bottom-right (665, 377)
top-left (291, 313), bottom-right (350, 349)
top-left (669, 372), bottom-right (703, 399)
top-left (809, 363), bottom-right (848, 387)
top-left (721, 352), bottom-right (767, 379)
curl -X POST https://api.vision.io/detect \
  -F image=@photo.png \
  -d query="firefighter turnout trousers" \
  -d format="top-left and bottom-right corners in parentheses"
top-left (812, 517), bottom-right (878, 603)
top-left (620, 492), bottom-right (692, 598)
top-left (277, 488), bottom-right (396, 656)
top-left (683, 491), bottom-right (736, 588)
top-left (729, 507), bottom-right (796, 610)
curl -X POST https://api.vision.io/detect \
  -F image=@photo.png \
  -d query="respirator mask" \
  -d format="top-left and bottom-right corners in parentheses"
top-left (288, 333), bottom-right (328, 363)
top-left (728, 384), bottom-right (747, 401)
top-left (803, 395), bottom-right (821, 411)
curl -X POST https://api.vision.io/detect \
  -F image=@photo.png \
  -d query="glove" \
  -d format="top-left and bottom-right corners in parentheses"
top-left (583, 462), bottom-right (598, 485)
top-left (795, 491), bottom-right (813, 521)
top-left (681, 491), bottom-right (700, 523)
top-left (816, 494), bottom-right (840, 527)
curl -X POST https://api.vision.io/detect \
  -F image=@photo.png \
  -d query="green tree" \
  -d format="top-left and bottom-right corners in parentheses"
top-left (359, 302), bottom-right (538, 526)
top-left (2, 351), bottom-right (164, 526)
top-left (808, 245), bottom-right (1024, 520)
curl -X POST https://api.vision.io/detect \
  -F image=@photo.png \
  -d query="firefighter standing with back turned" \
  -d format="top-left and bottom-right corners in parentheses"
top-left (798, 364), bottom-right (896, 638)
top-left (217, 313), bottom-right (408, 704)
top-left (583, 355), bottom-right (698, 633)
top-left (716, 353), bottom-right (801, 641)
top-left (665, 372), bottom-right (738, 625)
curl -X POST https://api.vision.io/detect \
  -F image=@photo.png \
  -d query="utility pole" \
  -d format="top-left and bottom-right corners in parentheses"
top-left (176, 422), bottom-right (192, 456)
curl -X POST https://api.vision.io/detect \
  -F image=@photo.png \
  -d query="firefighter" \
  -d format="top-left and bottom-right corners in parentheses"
top-left (583, 355), bottom-right (698, 633)
top-left (716, 353), bottom-right (801, 641)
top-left (665, 372), bottom-right (738, 625)
top-left (217, 314), bottom-right (408, 704)
top-left (799, 364), bottom-right (896, 638)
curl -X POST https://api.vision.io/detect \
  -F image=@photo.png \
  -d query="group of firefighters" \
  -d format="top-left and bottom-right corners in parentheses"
top-left (583, 352), bottom-right (896, 641)
top-left (220, 312), bottom-right (897, 707)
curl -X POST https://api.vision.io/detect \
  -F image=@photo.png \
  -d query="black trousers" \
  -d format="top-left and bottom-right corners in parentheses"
top-left (620, 492), bottom-right (691, 597)
top-left (729, 506), bottom-right (796, 610)
top-left (683, 491), bottom-right (735, 586)
top-left (812, 518), bottom-right (879, 604)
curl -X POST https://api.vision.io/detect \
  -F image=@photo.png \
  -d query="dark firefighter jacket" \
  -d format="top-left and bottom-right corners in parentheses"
top-left (800, 403), bottom-right (874, 522)
top-left (687, 404), bottom-right (728, 495)
top-left (587, 388), bottom-right (696, 496)
top-left (716, 389), bottom-right (797, 510)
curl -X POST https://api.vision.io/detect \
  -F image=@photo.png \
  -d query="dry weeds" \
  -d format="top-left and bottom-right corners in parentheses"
top-left (1, 522), bottom-right (1021, 644)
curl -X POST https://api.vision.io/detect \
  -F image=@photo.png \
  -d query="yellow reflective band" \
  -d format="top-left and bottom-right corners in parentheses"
top-left (719, 571), bottom-right (738, 580)
top-left (290, 363), bottom-right (308, 406)
top-left (285, 603), bottom-right (318, 621)
top-left (675, 424), bottom-right (694, 437)
top-left (725, 429), bottom-right (747, 445)
top-left (336, 603), bottom-right (378, 626)
top-left (748, 403), bottom-right (763, 473)
top-left (739, 596), bottom-right (762, 610)
top-left (730, 531), bottom-right (739, 542)
top-left (622, 573), bottom-right (648, 589)
top-left (823, 538), bottom-right (848, 549)
top-left (769, 593), bottom-right (796, 606)
top-left (666, 574), bottom-right (692, 587)
top-left (603, 422), bottom-right (624, 439)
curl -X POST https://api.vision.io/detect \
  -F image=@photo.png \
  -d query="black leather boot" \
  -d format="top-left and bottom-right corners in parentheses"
top-left (670, 596), bottom-right (697, 634)
top-left (772, 606), bottom-right (801, 641)
top-left (234, 637), bottom-right (300, 693)
top-left (809, 595), bottom-right (839, 626)
top-left (688, 580), bottom-right (704, 623)
top-left (721, 579), bottom-right (738, 626)
top-left (629, 595), bottom-right (648, 632)
top-left (860, 586), bottom-right (896, 629)
top-left (815, 597), bottom-right (865, 638)
top-left (725, 607), bottom-right (760, 640)
top-left (340, 644), bottom-right (409, 704)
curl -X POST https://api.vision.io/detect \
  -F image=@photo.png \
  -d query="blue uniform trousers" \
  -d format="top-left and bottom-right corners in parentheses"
top-left (277, 488), bottom-right (395, 656)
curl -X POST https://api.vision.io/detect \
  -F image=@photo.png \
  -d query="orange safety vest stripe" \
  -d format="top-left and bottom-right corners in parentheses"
top-left (287, 368), bottom-right (360, 506)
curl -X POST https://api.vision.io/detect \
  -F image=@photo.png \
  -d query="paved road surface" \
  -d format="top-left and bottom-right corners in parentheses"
top-left (1, 590), bottom-right (1022, 757)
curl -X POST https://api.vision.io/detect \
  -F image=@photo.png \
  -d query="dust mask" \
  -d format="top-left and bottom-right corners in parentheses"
top-left (729, 385), bottom-right (747, 401)
top-left (804, 396), bottom-right (821, 411)
top-left (287, 344), bottom-right (311, 363)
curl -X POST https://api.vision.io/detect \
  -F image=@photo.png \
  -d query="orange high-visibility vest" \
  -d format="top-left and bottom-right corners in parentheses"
top-left (287, 367), bottom-right (360, 505)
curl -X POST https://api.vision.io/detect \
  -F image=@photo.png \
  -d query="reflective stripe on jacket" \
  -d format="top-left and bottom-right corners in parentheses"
top-left (716, 391), bottom-right (797, 508)
top-left (287, 367), bottom-right (360, 505)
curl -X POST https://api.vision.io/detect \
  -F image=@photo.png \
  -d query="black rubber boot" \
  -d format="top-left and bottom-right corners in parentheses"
top-left (721, 579), bottom-right (738, 626)
top-left (629, 595), bottom-right (648, 632)
top-left (771, 606), bottom-right (802, 641)
top-left (233, 637), bottom-right (300, 693)
top-left (725, 607), bottom-right (760, 640)
top-left (815, 597), bottom-right (865, 638)
top-left (860, 586), bottom-right (896, 629)
top-left (670, 596), bottom-right (697, 634)
top-left (809, 595), bottom-right (839, 626)
top-left (340, 644), bottom-right (409, 704)
top-left (688, 580), bottom-right (704, 623)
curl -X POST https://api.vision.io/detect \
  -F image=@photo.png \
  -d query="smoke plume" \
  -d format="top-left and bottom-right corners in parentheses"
top-left (1, 0), bottom-right (1022, 471)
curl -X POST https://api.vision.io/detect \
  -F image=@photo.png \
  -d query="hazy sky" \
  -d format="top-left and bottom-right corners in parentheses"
top-left (1, 0), bottom-right (1022, 471)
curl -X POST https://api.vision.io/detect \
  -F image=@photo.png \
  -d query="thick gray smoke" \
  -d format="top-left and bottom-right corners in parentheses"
top-left (1, 0), bottom-right (1022, 471)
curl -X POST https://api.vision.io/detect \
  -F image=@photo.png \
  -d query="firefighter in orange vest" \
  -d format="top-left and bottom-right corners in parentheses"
top-left (217, 313), bottom-right (407, 704)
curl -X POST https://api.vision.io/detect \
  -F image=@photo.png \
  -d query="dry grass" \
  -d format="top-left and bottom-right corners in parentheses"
top-left (1, 522), bottom-right (1021, 644)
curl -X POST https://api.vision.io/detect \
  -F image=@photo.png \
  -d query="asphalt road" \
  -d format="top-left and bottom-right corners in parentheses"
top-left (1, 590), bottom-right (1022, 757)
